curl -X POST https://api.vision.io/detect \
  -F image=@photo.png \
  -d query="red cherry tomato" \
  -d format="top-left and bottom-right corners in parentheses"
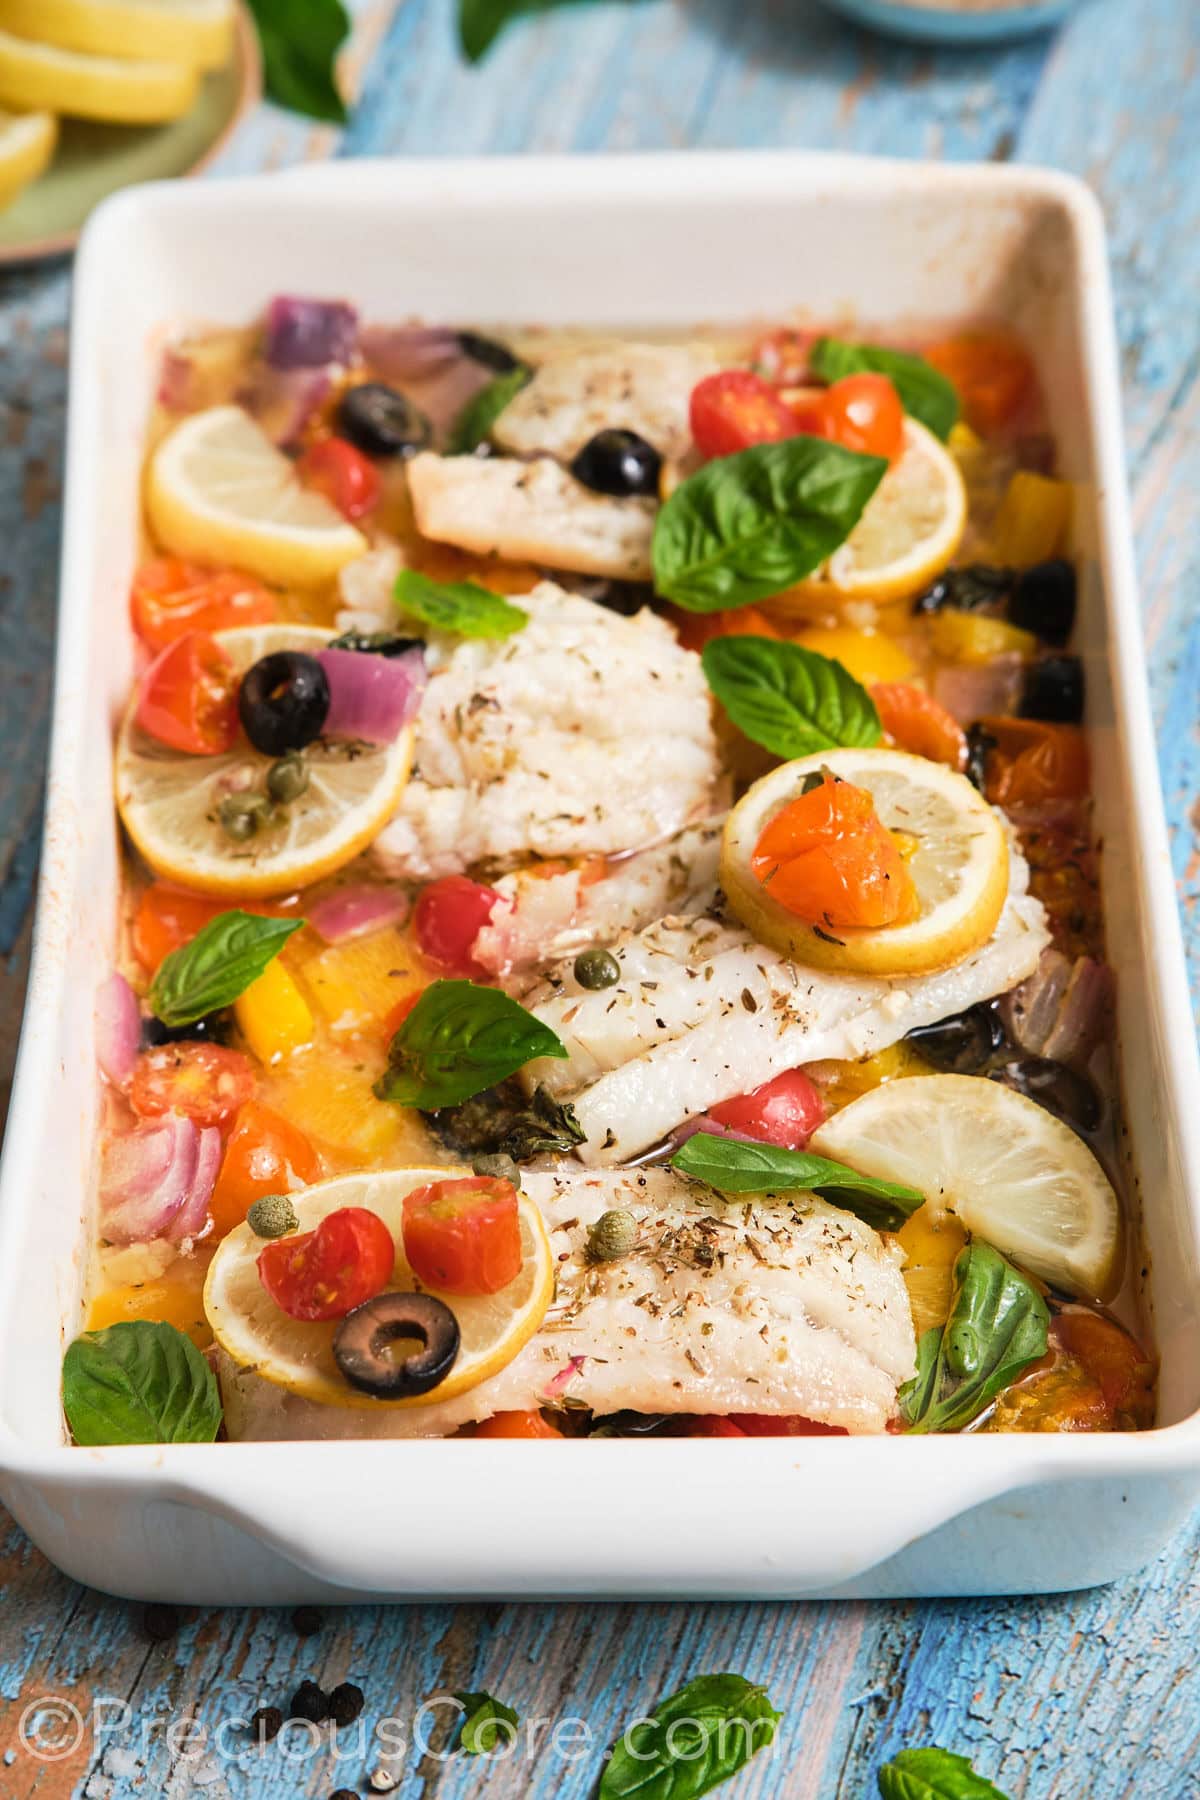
top-left (704, 1067), bottom-right (826, 1151)
top-left (820, 373), bottom-right (905, 461)
top-left (414, 875), bottom-right (502, 976)
top-left (257, 1205), bottom-right (396, 1322)
top-left (689, 371), bottom-right (802, 460)
top-left (474, 1410), bottom-right (563, 1439)
top-left (678, 1416), bottom-right (748, 1438)
top-left (135, 631), bottom-right (238, 755)
top-left (402, 1176), bottom-right (522, 1296)
top-left (131, 558), bottom-right (275, 651)
top-left (750, 328), bottom-right (815, 387)
top-left (130, 1043), bottom-right (257, 1132)
top-left (297, 437), bottom-right (381, 521)
top-left (726, 1415), bottom-right (849, 1437)
top-left (209, 1101), bottom-right (322, 1239)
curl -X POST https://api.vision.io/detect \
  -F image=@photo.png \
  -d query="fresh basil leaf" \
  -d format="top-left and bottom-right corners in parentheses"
top-left (810, 338), bottom-right (959, 441)
top-left (375, 979), bottom-right (567, 1110)
top-left (600, 1673), bottom-right (780, 1800)
top-left (447, 365), bottom-right (531, 453)
top-left (652, 437), bottom-right (886, 613)
top-left (454, 1691), bottom-right (519, 1756)
top-left (702, 636), bottom-right (881, 760)
top-left (670, 1133), bottom-right (923, 1233)
top-left (147, 911), bottom-right (304, 1028)
top-left (900, 1242), bottom-right (1049, 1434)
top-left (878, 1746), bottom-right (1012, 1800)
top-left (244, 0), bottom-right (349, 124)
top-left (394, 569), bottom-right (527, 640)
top-left (63, 1321), bottom-right (221, 1447)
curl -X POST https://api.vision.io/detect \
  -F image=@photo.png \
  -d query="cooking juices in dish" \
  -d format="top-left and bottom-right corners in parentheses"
top-left (65, 304), bottom-right (1155, 1449)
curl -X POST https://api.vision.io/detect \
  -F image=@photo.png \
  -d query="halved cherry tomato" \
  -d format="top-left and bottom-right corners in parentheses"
top-left (135, 631), bottom-right (238, 756)
top-left (474, 1410), bottom-right (563, 1439)
top-left (704, 1067), bottom-right (826, 1151)
top-left (872, 682), bottom-right (968, 771)
top-left (131, 884), bottom-right (298, 973)
top-left (752, 774), bottom-right (917, 930)
top-left (131, 558), bottom-right (276, 651)
top-left (296, 437), bottom-right (381, 521)
top-left (1051, 1308), bottom-right (1155, 1426)
top-left (257, 1205), bottom-right (395, 1322)
top-left (751, 328), bottom-right (815, 387)
top-left (209, 1101), bottom-right (322, 1239)
top-left (668, 604), bottom-right (783, 656)
top-left (413, 875), bottom-right (502, 976)
top-left (727, 1415), bottom-right (848, 1436)
top-left (690, 371), bottom-right (801, 460)
top-left (402, 1176), bottom-right (522, 1296)
top-left (820, 373), bottom-right (905, 461)
top-left (129, 1043), bottom-right (256, 1132)
top-left (677, 1415), bottom-right (747, 1438)
top-left (924, 330), bottom-right (1035, 436)
top-left (979, 717), bottom-right (1089, 809)
top-left (381, 988), bottom-right (425, 1042)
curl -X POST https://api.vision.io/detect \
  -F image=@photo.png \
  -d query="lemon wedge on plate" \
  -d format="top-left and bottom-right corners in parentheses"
top-left (0, 107), bottom-right (54, 210)
top-left (115, 624), bottom-right (415, 897)
top-left (0, 0), bottom-right (234, 68)
top-left (147, 406), bottom-right (367, 588)
top-left (809, 1073), bottom-right (1121, 1300)
top-left (720, 746), bottom-right (1008, 977)
top-left (204, 1170), bottom-right (555, 1409)
top-left (0, 25), bottom-right (198, 121)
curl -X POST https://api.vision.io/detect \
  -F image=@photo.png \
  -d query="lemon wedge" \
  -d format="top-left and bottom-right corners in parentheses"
top-left (0, 107), bottom-right (54, 211)
top-left (0, 25), bottom-right (197, 121)
top-left (146, 406), bottom-right (367, 588)
top-left (115, 624), bottom-right (415, 898)
top-left (204, 1169), bottom-right (555, 1409)
top-left (720, 747), bottom-right (1009, 977)
top-left (0, 0), bottom-right (234, 67)
top-left (810, 1073), bottom-right (1121, 1300)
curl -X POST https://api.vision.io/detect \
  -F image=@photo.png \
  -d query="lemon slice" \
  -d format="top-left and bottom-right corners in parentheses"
top-left (146, 406), bottom-right (367, 588)
top-left (204, 1169), bottom-right (555, 1408)
top-left (115, 624), bottom-right (415, 898)
top-left (720, 747), bottom-right (1008, 977)
top-left (0, 0), bottom-right (234, 68)
top-left (0, 25), bottom-right (197, 121)
top-left (0, 107), bottom-right (54, 210)
top-left (810, 1073), bottom-right (1121, 1300)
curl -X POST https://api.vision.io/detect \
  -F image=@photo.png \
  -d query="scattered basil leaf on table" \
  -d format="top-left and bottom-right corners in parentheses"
top-left (394, 569), bottom-right (528, 640)
top-left (147, 911), bottom-right (304, 1028)
top-left (877, 1746), bottom-right (1012, 1799)
top-left (454, 1690), bottom-right (520, 1756)
top-left (670, 1132), bottom-right (924, 1233)
top-left (900, 1242), bottom-right (1049, 1434)
top-left (375, 979), bottom-right (567, 1110)
top-left (447, 365), bottom-right (532, 453)
top-left (810, 337), bottom-right (960, 442)
top-left (244, 0), bottom-right (350, 125)
top-left (652, 436), bottom-right (886, 614)
top-left (701, 636), bottom-right (882, 760)
top-left (600, 1672), bottom-right (781, 1800)
top-left (62, 1321), bottom-right (221, 1447)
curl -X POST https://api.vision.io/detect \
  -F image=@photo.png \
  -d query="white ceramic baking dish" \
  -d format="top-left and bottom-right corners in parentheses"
top-left (2, 152), bottom-right (1199, 1605)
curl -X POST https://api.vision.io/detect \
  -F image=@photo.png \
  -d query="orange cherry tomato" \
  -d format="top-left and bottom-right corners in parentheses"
top-left (872, 682), bottom-right (968, 771)
top-left (135, 630), bottom-right (238, 756)
top-left (297, 436), bottom-right (381, 521)
top-left (751, 775), bottom-right (917, 930)
top-left (819, 373), bottom-right (905, 461)
top-left (381, 989), bottom-right (424, 1042)
top-left (924, 330), bottom-right (1035, 436)
top-left (402, 1176), bottom-right (522, 1296)
top-left (209, 1101), bottom-right (322, 1239)
top-left (979, 717), bottom-right (1089, 809)
top-left (1051, 1309), bottom-right (1155, 1426)
top-left (257, 1205), bottom-right (395, 1322)
top-left (689, 370), bottom-right (801, 460)
top-left (130, 1043), bottom-right (257, 1132)
top-left (131, 558), bottom-right (276, 651)
top-left (474, 1410), bottom-right (563, 1439)
top-left (132, 884), bottom-right (298, 973)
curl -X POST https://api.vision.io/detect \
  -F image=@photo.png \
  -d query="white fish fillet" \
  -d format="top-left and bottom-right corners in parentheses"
top-left (406, 453), bottom-right (656, 580)
top-left (522, 849), bottom-right (1051, 1165)
top-left (218, 1166), bottom-right (916, 1441)
top-left (372, 582), bottom-right (719, 879)
top-left (493, 342), bottom-right (719, 463)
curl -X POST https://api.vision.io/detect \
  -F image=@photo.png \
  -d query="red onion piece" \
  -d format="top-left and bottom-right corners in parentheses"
top-left (1001, 950), bottom-right (1112, 1065)
top-left (933, 654), bottom-right (1024, 726)
top-left (100, 1114), bottom-right (200, 1245)
top-left (308, 885), bottom-right (410, 945)
top-left (317, 646), bottom-right (426, 745)
top-left (359, 325), bottom-right (463, 382)
top-left (543, 1355), bottom-right (586, 1398)
top-left (670, 1117), bottom-right (763, 1152)
top-left (238, 364), bottom-right (331, 448)
top-left (168, 1126), bottom-right (220, 1244)
top-left (266, 296), bottom-right (358, 369)
top-left (95, 972), bottom-right (141, 1089)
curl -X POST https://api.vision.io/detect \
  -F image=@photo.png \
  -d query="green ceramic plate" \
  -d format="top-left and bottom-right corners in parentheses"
top-left (0, 8), bottom-right (259, 264)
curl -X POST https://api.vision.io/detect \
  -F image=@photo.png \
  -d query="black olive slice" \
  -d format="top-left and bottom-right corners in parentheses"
top-left (1007, 558), bottom-right (1077, 647)
top-left (238, 651), bottom-right (330, 756)
top-left (906, 1002), bottom-right (1006, 1074)
top-left (570, 429), bottom-right (662, 499)
top-left (457, 331), bottom-right (522, 374)
top-left (333, 1292), bottom-right (460, 1398)
top-left (990, 1056), bottom-right (1102, 1136)
top-left (1019, 653), bottom-right (1085, 725)
top-left (335, 382), bottom-right (431, 458)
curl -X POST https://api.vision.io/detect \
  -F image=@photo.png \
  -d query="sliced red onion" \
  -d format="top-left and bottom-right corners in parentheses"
top-left (317, 646), bottom-right (426, 745)
top-left (100, 1115), bottom-right (202, 1245)
top-left (95, 972), bottom-right (141, 1089)
top-left (1001, 950), bottom-right (1112, 1065)
top-left (238, 363), bottom-right (331, 448)
top-left (168, 1127), bottom-right (220, 1244)
top-left (543, 1355), bottom-right (586, 1398)
top-left (670, 1116), bottom-right (763, 1151)
top-left (933, 654), bottom-right (1025, 726)
top-left (157, 347), bottom-right (194, 412)
top-left (265, 296), bottom-right (358, 369)
top-left (308, 884), bottom-right (410, 945)
top-left (359, 325), bottom-right (464, 382)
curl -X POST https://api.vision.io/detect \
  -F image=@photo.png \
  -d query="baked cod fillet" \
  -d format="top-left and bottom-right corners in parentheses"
top-left (492, 342), bottom-right (720, 463)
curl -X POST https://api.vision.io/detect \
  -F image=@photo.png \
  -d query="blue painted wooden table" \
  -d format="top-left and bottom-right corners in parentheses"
top-left (1, 1), bottom-right (1198, 1794)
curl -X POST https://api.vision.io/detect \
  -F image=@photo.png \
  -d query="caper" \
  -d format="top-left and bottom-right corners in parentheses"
top-left (586, 1208), bottom-right (638, 1263)
top-left (218, 792), bottom-right (272, 841)
top-left (267, 752), bottom-right (309, 804)
top-left (247, 1194), bottom-right (299, 1238)
top-left (573, 948), bottom-right (620, 990)
top-left (472, 1152), bottom-right (522, 1187)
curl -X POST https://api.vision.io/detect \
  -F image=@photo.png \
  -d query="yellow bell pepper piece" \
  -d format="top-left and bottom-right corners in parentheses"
top-left (896, 1208), bottom-right (970, 1337)
top-left (794, 625), bottom-right (915, 687)
top-left (991, 470), bottom-right (1071, 567)
top-left (234, 957), bottom-right (314, 1062)
top-left (930, 609), bottom-right (1037, 665)
top-left (296, 926), bottom-right (422, 1033)
top-left (812, 1041), bottom-right (932, 1112)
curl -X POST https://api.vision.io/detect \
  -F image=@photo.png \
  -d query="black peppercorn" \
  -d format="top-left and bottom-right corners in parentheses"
top-left (290, 1679), bottom-right (330, 1724)
top-left (250, 1706), bottom-right (284, 1745)
top-left (327, 1682), bottom-right (365, 1728)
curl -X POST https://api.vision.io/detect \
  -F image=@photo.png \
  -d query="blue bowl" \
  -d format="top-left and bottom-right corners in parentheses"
top-left (816, 0), bottom-right (1081, 44)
